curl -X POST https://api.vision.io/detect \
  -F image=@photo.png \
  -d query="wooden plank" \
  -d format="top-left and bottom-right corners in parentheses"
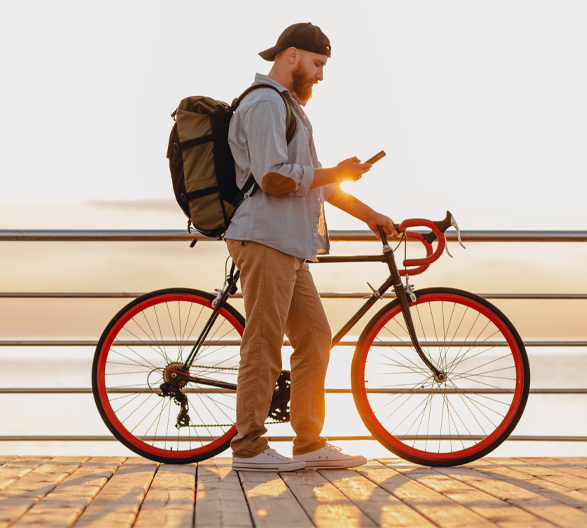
top-left (195, 457), bottom-right (252, 528)
top-left (366, 460), bottom-right (497, 527)
top-left (477, 458), bottom-right (587, 513)
top-left (0, 456), bottom-right (53, 492)
top-left (74, 457), bottom-right (158, 528)
top-left (436, 462), bottom-right (587, 528)
top-left (10, 457), bottom-right (124, 528)
top-left (515, 457), bottom-right (587, 468)
top-left (477, 459), bottom-right (587, 494)
top-left (0, 457), bottom-right (18, 466)
top-left (515, 457), bottom-right (587, 482)
top-left (319, 466), bottom-right (436, 528)
top-left (495, 458), bottom-right (587, 491)
top-left (534, 458), bottom-right (587, 468)
top-left (282, 469), bottom-right (376, 528)
top-left (239, 470), bottom-right (312, 528)
top-left (134, 464), bottom-right (195, 528)
top-left (0, 457), bottom-right (87, 528)
top-left (389, 463), bottom-right (552, 528)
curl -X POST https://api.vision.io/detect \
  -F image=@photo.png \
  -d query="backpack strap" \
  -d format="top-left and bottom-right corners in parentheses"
top-left (230, 83), bottom-right (298, 206)
top-left (231, 83), bottom-right (297, 144)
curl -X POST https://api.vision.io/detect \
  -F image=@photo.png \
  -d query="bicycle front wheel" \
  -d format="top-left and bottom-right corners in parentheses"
top-left (352, 287), bottom-right (529, 466)
top-left (92, 288), bottom-right (244, 463)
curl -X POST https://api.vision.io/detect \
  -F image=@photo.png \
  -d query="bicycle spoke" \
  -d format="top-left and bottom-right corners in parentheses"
top-left (355, 290), bottom-right (528, 465)
top-left (138, 310), bottom-right (170, 362)
top-left (94, 290), bottom-right (244, 461)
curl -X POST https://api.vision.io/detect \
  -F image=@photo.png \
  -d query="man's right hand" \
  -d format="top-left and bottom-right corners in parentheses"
top-left (333, 157), bottom-right (372, 183)
top-left (311, 157), bottom-right (373, 189)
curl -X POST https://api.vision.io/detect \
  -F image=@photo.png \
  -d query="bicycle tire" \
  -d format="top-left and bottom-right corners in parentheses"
top-left (352, 287), bottom-right (529, 466)
top-left (92, 288), bottom-right (245, 463)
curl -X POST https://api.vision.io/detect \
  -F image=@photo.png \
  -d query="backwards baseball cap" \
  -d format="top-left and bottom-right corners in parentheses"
top-left (259, 22), bottom-right (331, 62)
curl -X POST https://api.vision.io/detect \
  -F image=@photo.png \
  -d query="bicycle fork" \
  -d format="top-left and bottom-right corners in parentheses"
top-left (383, 239), bottom-right (447, 383)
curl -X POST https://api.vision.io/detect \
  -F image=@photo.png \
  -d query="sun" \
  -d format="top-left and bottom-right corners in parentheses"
top-left (339, 181), bottom-right (355, 193)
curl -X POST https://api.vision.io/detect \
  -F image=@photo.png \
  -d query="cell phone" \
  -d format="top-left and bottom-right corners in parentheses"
top-left (365, 150), bottom-right (386, 164)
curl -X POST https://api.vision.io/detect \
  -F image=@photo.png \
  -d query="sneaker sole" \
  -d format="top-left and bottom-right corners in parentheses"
top-left (302, 457), bottom-right (367, 470)
top-left (232, 462), bottom-right (306, 472)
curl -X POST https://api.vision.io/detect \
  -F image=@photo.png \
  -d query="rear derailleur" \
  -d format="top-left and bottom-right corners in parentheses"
top-left (159, 363), bottom-right (191, 429)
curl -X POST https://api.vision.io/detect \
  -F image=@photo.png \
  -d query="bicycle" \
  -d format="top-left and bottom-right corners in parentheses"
top-left (92, 212), bottom-right (530, 467)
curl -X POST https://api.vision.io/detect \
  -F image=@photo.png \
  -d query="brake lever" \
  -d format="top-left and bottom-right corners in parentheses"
top-left (445, 214), bottom-right (466, 258)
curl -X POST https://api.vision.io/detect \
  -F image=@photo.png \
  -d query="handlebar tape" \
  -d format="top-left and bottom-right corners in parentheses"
top-left (398, 216), bottom-right (447, 271)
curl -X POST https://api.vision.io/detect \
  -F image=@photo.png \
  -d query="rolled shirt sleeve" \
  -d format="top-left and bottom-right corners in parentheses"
top-left (243, 99), bottom-right (314, 198)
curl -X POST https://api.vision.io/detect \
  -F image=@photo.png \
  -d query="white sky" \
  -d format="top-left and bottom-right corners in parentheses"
top-left (1, 0), bottom-right (586, 230)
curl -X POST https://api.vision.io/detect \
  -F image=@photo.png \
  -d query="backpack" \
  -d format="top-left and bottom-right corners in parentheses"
top-left (167, 84), bottom-right (297, 239)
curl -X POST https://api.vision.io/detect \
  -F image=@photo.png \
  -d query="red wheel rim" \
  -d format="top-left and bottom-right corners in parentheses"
top-left (96, 293), bottom-right (242, 459)
top-left (355, 292), bottom-right (526, 462)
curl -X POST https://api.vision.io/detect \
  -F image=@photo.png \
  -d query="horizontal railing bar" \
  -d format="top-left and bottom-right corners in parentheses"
top-left (2, 435), bottom-right (587, 442)
top-left (2, 340), bottom-right (585, 347)
top-left (1, 292), bottom-right (586, 300)
top-left (2, 388), bottom-right (586, 394)
top-left (1, 230), bottom-right (587, 243)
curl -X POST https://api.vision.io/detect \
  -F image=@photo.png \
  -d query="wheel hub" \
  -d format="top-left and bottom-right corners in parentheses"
top-left (434, 371), bottom-right (447, 383)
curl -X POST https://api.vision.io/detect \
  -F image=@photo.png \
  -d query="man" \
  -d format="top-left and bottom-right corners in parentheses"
top-left (226, 22), bottom-right (398, 471)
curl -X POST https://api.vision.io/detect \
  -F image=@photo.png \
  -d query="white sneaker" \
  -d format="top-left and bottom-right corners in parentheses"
top-left (295, 444), bottom-right (367, 469)
top-left (232, 448), bottom-right (306, 472)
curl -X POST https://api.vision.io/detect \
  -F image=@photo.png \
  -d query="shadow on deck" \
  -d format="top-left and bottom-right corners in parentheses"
top-left (1, 456), bottom-right (587, 527)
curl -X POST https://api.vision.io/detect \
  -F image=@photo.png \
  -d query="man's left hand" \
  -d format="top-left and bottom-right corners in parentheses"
top-left (367, 213), bottom-right (400, 240)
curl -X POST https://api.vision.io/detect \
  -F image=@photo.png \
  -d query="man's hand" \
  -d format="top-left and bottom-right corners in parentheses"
top-left (311, 157), bottom-right (372, 188)
top-left (333, 157), bottom-right (372, 183)
top-left (365, 212), bottom-right (401, 240)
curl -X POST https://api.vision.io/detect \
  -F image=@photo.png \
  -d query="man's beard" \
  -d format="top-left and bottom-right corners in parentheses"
top-left (291, 64), bottom-right (316, 104)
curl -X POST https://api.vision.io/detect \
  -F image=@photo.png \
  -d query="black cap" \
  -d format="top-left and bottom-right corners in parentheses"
top-left (259, 22), bottom-right (331, 62)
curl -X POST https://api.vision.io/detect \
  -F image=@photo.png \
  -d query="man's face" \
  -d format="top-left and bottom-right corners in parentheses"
top-left (291, 50), bottom-right (327, 104)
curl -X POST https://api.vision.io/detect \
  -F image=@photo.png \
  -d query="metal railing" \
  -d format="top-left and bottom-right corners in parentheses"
top-left (1, 229), bottom-right (586, 444)
top-left (1, 229), bottom-right (587, 242)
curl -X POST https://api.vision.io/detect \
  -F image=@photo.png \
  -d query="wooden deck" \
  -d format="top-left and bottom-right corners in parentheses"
top-left (2, 456), bottom-right (587, 527)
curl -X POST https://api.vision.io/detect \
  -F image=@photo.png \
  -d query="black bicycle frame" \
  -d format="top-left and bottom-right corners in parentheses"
top-left (182, 238), bottom-right (445, 384)
top-left (321, 241), bottom-right (445, 381)
top-left (182, 265), bottom-right (240, 370)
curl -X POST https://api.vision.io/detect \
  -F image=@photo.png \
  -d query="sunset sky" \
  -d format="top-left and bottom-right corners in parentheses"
top-left (1, 0), bottom-right (586, 230)
top-left (1, 0), bottom-right (586, 457)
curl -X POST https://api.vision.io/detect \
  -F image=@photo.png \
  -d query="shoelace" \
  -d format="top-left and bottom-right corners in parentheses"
top-left (265, 448), bottom-right (289, 460)
top-left (324, 444), bottom-right (343, 453)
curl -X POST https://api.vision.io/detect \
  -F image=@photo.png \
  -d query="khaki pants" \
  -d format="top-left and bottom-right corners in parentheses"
top-left (226, 239), bottom-right (331, 457)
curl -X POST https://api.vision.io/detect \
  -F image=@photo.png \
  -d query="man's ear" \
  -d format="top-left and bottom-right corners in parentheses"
top-left (286, 47), bottom-right (298, 64)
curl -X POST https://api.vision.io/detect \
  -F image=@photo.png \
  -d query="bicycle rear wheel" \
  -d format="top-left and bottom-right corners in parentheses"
top-left (352, 287), bottom-right (529, 466)
top-left (92, 288), bottom-right (244, 463)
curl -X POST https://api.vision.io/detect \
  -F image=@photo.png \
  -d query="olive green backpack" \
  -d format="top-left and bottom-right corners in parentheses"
top-left (167, 84), bottom-right (297, 239)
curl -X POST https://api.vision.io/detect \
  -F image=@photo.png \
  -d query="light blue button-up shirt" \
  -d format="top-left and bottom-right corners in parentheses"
top-left (225, 73), bottom-right (336, 260)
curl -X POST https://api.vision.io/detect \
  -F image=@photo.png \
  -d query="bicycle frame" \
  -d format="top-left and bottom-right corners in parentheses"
top-left (181, 225), bottom-right (451, 386)
top-left (319, 238), bottom-right (445, 382)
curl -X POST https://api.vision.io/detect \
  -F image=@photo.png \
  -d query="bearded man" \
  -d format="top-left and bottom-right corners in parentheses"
top-left (226, 22), bottom-right (398, 471)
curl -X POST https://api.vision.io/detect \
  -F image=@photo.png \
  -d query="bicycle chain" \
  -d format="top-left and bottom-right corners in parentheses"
top-left (190, 364), bottom-right (239, 371)
top-left (182, 420), bottom-right (286, 429)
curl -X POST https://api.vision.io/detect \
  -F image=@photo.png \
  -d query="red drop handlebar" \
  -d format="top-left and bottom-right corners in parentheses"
top-left (381, 211), bottom-right (457, 276)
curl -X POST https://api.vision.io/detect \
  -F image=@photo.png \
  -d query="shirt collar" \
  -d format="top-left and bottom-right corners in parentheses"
top-left (254, 73), bottom-right (306, 107)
